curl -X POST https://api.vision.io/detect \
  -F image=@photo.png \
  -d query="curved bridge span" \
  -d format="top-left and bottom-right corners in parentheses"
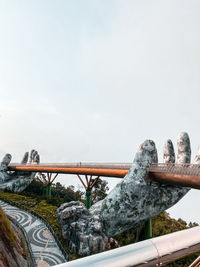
top-left (7, 163), bottom-right (200, 190)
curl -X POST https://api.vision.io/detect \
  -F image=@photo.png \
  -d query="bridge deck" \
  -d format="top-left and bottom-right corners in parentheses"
top-left (7, 163), bottom-right (200, 190)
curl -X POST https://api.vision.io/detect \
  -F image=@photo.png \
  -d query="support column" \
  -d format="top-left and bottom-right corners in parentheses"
top-left (136, 217), bottom-right (152, 242)
top-left (86, 189), bottom-right (91, 209)
top-left (43, 173), bottom-right (58, 199)
top-left (77, 175), bottom-right (99, 209)
top-left (46, 184), bottom-right (51, 198)
top-left (145, 218), bottom-right (152, 239)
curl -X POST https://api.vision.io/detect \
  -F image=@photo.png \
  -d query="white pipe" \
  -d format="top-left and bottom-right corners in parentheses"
top-left (53, 226), bottom-right (200, 267)
top-left (189, 256), bottom-right (200, 267)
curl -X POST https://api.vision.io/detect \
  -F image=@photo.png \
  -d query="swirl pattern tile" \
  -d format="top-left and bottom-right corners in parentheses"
top-left (0, 200), bottom-right (67, 266)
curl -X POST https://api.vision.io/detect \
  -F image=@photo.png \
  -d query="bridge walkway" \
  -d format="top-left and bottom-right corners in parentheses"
top-left (0, 200), bottom-right (67, 267)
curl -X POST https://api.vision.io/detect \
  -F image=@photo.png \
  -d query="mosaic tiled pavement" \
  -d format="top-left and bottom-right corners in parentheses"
top-left (0, 200), bottom-right (68, 267)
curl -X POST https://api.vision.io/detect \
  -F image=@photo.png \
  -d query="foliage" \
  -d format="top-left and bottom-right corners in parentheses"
top-left (91, 178), bottom-right (109, 204)
top-left (152, 212), bottom-right (187, 237)
top-left (115, 211), bottom-right (199, 266)
top-left (52, 183), bottom-right (84, 203)
top-left (23, 176), bottom-right (108, 206)
top-left (21, 179), bottom-right (84, 207)
top-left (115, 227), bottom-right (137, 247)
top-left (22, 177), bottom-right (46, 196)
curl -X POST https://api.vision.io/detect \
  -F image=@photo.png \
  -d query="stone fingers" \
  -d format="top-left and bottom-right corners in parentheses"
top-left (129, 139), bottom-right (157, 184)
top-left (28, 149), bottom-right (40, 164)
top-left (151, 132), bottom-right (191, 220)
top-left (21, 152), bottom-right (29, 164)
top-left (28, 149), bottom-right (35, 163)
top-left (0, 154), bottom-right (12, 171)
top-left (163, 139), bottom-right (175, 163)
top-left (21, 150), bottom-right (39, 164)
top-left (32, 151), bottom-right (37, 162)
top-left (163, 132), bottom-right (191, 164)
top-left (30, 150), bottom-right (40, 179)
top-left (177, 132), bottom-right (191, 164)
top-left (0, 154), bottom-right (12, 182)
top-left (34, 152), bottom-right (40, 164)
top-left (20, 149), bottom-right (40, 183)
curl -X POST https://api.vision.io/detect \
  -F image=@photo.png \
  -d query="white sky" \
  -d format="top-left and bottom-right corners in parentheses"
top-left (0, 0), bottom-right (200, 224)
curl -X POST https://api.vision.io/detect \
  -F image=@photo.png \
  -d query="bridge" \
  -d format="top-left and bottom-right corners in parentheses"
top-left (6, 162), bottom-right (200, 266)
top-left (7, 162), bottom-right (200, 209)
top-left (8, 162), bottom-right (200, 189)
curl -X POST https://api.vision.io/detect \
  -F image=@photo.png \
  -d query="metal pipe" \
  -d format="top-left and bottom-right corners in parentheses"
top-left (189, 256), bottom-right (200, 267)
top-left (7, 163), bottom-right (200, 190)
top-left (49, 226), bottom-right (200, 267)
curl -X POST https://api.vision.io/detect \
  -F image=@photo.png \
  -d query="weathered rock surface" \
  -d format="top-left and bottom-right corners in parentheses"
top-left (58, 201), bottom-right (108, 256)
top-left (58, 132), bottom-right (198, 256)
top-left (0, 150), bottom-right (39, 193)
top-left (0, 207), bottom-right (28, 267)
top-left (94, 133), bottom-right (192, 237)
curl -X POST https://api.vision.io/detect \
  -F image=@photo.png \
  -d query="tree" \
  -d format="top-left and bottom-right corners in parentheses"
top-left (21, 177), bottom-right (45, 196)
top-left (91, 178), bottom-right (109, 204)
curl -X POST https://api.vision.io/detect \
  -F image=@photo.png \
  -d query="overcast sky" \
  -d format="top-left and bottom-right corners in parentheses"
top-left (0, 0), bottom-right (200, 224)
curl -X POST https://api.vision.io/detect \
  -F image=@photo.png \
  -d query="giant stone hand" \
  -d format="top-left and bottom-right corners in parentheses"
top-left (0, 150), bottom-right (39, 193)
top-left (58, 132), bottom-right (199, 256)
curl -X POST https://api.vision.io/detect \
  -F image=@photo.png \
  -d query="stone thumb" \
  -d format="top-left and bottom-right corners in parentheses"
top-left (0, 154), bottom-right (12, 171)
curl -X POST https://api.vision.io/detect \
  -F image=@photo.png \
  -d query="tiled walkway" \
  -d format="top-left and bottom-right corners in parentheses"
top-left (0, 200), bottom-right (68, 267)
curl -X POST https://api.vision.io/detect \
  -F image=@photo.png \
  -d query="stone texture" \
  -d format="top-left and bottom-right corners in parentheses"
top-left (163, 139), bottom-right (175, 163)
top-left (58, 132), bottom-right (199, 256)
top-left (95, 132), bottom-right (192, 237)
top-left (0, 150), bottom-right (39, 193)
top-left (177, 132), bottom-right (191, 163)
top-left (58, 201), bottom-right (108, 256)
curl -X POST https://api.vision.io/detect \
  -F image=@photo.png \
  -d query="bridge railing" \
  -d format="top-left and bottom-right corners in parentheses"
top-left (53, 226), bottom-right (200, 267)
